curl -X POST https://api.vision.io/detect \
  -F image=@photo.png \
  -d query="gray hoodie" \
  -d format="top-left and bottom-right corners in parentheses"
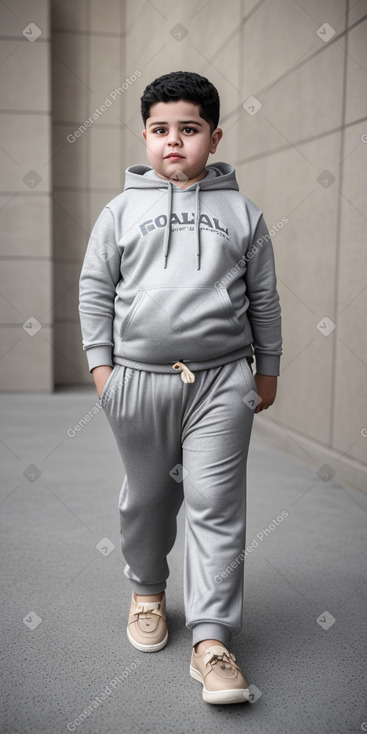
top-left (79, 162), bottom-right (282, 375)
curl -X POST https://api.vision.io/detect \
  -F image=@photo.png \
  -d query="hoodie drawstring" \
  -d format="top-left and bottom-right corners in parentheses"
top-left (162, 181), bottom-right (173, 269)
top-left (169, 182), bottom-right (200, 384)
top-left (162, 181), bottom-right (201, 271)
top-left (195, 182), bottom-right (201, 271)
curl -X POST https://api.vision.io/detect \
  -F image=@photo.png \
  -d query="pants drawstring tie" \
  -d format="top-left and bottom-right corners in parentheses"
top-left (172, 361), bottom-right (195, 383)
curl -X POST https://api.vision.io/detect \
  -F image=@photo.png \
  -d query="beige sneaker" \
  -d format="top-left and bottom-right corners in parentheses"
top-left (126, 592), bottom-right (168, 652)
top-left (190, 644), bottom-right (250, 704)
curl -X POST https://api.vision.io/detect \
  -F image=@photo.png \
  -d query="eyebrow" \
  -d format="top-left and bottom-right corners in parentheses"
top-left (148, 120), bottom-right (203, 127)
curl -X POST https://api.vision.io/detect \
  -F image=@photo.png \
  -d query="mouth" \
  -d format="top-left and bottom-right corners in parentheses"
top-left (165, 153), bottom-right (184, 159)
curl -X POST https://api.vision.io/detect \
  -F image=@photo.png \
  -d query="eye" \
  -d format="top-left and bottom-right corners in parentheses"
top-left (152, 127), bottom-right (166, 134)
top-left (182, 126), bottom-right (197, 134)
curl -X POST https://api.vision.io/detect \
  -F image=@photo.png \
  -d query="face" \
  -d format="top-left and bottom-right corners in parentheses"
top-left (142, 100), bottom-right (222, 188)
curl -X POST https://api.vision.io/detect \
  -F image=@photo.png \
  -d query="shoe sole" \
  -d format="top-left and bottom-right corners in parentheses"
top-left (190, 666), bottom-right (250, 704)
top-left (126, 626), bottom-right (168, 653)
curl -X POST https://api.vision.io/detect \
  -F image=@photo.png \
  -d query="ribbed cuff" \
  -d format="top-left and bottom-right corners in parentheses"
top-left (86, 345), bottom-right (113, 372)
top-left (254, 352), bottom-right (281, 376)
top-left (130, 580), bottom-right (167, 595)
top-left (191, 623), bottom-right (233, 649)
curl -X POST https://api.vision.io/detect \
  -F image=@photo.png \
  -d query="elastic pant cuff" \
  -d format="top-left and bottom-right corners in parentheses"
top-left (129, 580), bottom-right (167, 595)
top-left (191, 623), bottom-right (233, 649)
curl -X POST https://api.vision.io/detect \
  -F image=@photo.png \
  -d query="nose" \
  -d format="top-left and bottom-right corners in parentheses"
top-left (167, 127), bottom-right (182, 147)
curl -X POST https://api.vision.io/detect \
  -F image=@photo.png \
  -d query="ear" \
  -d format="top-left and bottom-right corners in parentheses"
top-left (209, 127), bottom-right (223, 154)
top-left (142, 129), bottom-right (147, 140)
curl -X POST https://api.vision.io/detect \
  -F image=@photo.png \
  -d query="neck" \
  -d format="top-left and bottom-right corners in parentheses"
top-left (154, 169), bottom-right (207, 189)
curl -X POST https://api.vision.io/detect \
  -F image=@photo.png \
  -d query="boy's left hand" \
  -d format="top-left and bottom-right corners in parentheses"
top-left (254, 374), bottom-right (277, 414)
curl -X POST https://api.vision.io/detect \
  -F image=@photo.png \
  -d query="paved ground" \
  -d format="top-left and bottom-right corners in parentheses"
top-left (1, 389), bottom-right (366, 734)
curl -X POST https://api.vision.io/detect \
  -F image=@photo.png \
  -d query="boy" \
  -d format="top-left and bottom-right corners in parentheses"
top-left (79, 71), bottom-right (282, 705)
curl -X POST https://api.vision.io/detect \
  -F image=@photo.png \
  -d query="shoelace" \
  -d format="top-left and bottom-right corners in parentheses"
top-left (134, 601), bottom-right (161, 615)
top-left (205, 650), bottom-right (241, 672)
top-left (172, 361), bottom-right (195, 383)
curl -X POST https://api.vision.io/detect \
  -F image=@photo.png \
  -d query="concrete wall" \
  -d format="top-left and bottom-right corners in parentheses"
top-left (0, 0), bottom-right (52, 390)
top-left (1, 0), bottom-right (366, 487)
top-left (51, 0), bottom-right (127, 385)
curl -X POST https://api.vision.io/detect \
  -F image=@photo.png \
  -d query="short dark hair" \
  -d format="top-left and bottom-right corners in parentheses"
top-left (140, 71), bottom-right (220, 132)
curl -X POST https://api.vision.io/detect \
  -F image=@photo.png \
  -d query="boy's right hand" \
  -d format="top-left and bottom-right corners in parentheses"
top-left (92, 365), bottom-right (114, 398)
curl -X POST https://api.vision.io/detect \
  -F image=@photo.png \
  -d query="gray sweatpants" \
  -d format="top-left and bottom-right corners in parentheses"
top-left (100, 356), bottom-right (256, 649)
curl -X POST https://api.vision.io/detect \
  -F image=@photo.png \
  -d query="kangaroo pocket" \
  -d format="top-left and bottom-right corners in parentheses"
top-left (119, 287), bottom-right (249, 363)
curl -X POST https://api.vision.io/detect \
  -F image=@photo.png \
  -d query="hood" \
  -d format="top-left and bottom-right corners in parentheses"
top-left (123, 162), bottom-right (239, 270)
